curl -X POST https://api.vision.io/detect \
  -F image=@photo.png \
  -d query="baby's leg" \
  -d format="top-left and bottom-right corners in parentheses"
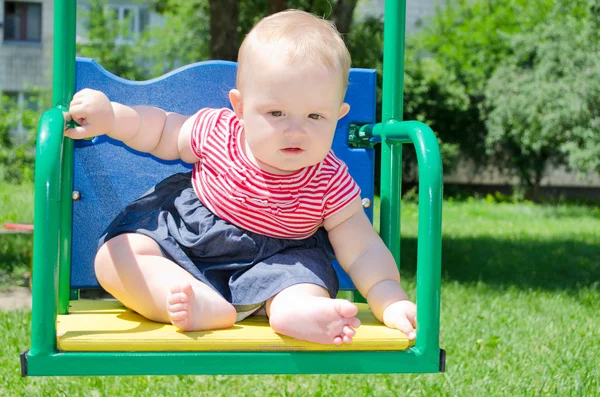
top-left (266, 284), bottom-right (360, 345)
top-left (95, 233), bottom-right (236, 331)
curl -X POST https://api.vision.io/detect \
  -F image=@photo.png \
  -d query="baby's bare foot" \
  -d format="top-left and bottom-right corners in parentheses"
top-left (167, 282), bottom-right (201, 331)
top-left (166, 282), bottom-right (236, 331)
top-left (269, 297), bottom-right (360, 345)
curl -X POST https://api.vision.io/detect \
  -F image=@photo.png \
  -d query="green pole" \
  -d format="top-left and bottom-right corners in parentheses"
top-left (51, 0), bottom-right (77, 313)
top-left (52, 1), bottom-right (76, 108)
top-left (57, 2), bottom-right (77, 313)
top-left (30, 0), bottom-right (76, 355)
top-left (380, 1), bottom-right (407, 268)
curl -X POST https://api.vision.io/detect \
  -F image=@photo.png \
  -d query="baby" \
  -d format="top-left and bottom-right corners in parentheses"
top-left (65, 10), bottom-right (417, 345)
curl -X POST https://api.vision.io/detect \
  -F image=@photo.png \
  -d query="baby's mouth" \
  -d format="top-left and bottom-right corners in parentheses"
top-left (281, 147), bottom-right (303, 154)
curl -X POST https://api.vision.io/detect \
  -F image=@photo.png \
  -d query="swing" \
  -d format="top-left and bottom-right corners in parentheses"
top-left (21, 0), bottom-right (444, 376)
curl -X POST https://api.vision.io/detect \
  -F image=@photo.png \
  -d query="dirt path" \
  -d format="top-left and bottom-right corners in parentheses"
top-left (0, 287), bottom-right (31, 310)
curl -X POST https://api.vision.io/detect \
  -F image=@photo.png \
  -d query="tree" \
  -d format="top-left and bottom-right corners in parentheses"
top-left (331, 0), bottom-right (358, 35)
top-left (411, 0), bottom-right (568, 166)
top-left (560, 1), bottom-right (600, 176)
top-left (0, 94), bottom-right (41, 183)
top-left (151, 0), bottom-right (359, 62)
top-left (408, 0), bottom-right (594, 195)
top-left (484, 1), bottom-right (600, 197)
top-left (269, 0), bottom-right (288, 14)
top-left (209, 0), bottom-right (239, 60)
top-left (77, 0), bottom-right (149, 80)
top-left (403, 54), bottom-right (468, 174)
top-left (144, 0), bottom-right (211, 77)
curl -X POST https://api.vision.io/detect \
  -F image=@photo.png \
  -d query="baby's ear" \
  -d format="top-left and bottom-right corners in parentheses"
top-left (338, 103), bottom-right (350, 120)
top-left (229, 89), bottom-right (244, 122)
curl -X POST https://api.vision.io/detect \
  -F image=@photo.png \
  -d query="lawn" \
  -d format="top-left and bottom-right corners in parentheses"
top-left (1, 184), bottom-right (599, 396)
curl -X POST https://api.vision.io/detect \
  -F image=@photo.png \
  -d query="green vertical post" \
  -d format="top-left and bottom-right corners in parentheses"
top-left (30, 0), bottom-right (76, 356)
top-left (55, 2), bottom-right (77, 314)
top-left (380, 1), bottom-right (407, 267)
top-left (52, 0), bottom-right (76, 108)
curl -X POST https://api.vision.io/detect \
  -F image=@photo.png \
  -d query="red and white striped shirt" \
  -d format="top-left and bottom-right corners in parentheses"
top-left (190, 108), bottom-right (360, 239)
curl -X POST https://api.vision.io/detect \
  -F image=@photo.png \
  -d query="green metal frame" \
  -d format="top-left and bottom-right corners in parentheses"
top-left (22, 0), bottom-right (443, 376)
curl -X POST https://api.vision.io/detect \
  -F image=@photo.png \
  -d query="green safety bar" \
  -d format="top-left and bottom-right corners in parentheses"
top-left (22, 0), bottom-right (443, 376)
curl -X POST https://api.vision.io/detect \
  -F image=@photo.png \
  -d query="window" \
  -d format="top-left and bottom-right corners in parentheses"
top-left (106, 5), bottom-right (146, 44)
top-left (3, 91), bottom-right (19, 105)
top-left (3, 2), bottom-right (42, 43)
top-left (23, 92), bottom-right (40, 111)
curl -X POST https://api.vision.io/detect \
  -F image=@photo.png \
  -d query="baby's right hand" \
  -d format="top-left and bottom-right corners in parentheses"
top-left (65, 89), bottom-right (115, 139)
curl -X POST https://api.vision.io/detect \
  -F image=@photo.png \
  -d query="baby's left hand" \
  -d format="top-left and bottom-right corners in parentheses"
top-left (382, 300), bottom-right (417, 340)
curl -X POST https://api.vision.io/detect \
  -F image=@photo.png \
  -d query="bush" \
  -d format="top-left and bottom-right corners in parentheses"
top-left (0, 94), bottom-right (40, 184)
top-left (484, 1), bottom-right (600, 196)
top-left (409, 0), bottom-right (594, 194)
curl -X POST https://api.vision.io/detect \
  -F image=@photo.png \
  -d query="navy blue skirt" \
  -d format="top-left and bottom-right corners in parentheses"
top-left (99, 172), bottom-right (339, 319)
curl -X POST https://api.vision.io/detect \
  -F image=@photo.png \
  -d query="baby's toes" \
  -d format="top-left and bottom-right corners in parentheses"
top-left (341, 334), bottom-right (353, 344)
top-left (342, 325), bottom-right (356, 338)
top-left (339, 325), bottom-right (356, 344)
top-left (167, 292), bottom-right (188, 305)
top-left (334, 299), bottom-right (359, 318)
top-left (347, 316), bottom-right (361, 329)
top-left (168, 310), bottom-right (188, 321)
top-left (168, 302), bottom-right (187, 313)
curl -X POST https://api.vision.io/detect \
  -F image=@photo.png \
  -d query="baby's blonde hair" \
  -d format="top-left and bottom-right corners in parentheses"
top-left (237, 9), bottom-right (351, 94)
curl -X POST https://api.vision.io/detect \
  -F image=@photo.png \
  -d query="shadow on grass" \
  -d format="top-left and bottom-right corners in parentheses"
top-left (2, 230), bottom-right (598, 299)
top-left (400, 236), bottom-right (600, 293)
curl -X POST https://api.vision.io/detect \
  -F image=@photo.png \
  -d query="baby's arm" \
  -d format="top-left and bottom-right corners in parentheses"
top-left (65, 89), bottom-right (198, 163)
top-left (324, 198), bottom-right (417, 338)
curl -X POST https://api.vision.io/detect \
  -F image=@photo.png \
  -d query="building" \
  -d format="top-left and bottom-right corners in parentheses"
top-left (0, 0), bottom-right (53, 111)
top-left (0, 0), bottom-right (156, 108)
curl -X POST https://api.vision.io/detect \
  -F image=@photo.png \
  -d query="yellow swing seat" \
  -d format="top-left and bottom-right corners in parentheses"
top-left (57, 300), bottom-right (412, 352)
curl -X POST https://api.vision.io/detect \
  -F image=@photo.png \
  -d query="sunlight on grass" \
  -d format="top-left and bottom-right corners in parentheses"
top-left (1, 194), bottom-right (599, 395)
top-left (0, 183), bottom-right (33, 225)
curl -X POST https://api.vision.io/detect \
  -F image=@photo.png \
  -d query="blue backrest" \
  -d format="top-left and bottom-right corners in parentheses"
top-left (71, 57), bottom-right (376, 290)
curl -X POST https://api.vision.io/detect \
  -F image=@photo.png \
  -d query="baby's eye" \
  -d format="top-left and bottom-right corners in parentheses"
top-left (269, 111), bottom-right (284, 117)
top-left (308, 114), bottom-right (323, 120)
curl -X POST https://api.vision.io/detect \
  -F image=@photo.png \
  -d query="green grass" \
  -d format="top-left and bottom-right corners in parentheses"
top-left (1, 191), bottom-right (599, 395)
top-left (0, 182), bottom-right (33, 290)
top-left (0, 182), bottom-right (34, 225)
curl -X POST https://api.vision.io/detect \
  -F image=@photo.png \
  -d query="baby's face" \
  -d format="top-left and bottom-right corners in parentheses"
top-left (231, 48), bottom-right (349, 174)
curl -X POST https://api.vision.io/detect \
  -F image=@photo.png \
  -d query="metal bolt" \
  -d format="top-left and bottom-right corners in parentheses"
top-left (361, 198), bottom-right (371, 208)
top-left (72, 191), bottom-right (81, 201)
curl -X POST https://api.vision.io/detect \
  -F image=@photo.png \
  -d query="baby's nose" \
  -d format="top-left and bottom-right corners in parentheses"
top-left (283, 119), bottom-right (305, 135)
